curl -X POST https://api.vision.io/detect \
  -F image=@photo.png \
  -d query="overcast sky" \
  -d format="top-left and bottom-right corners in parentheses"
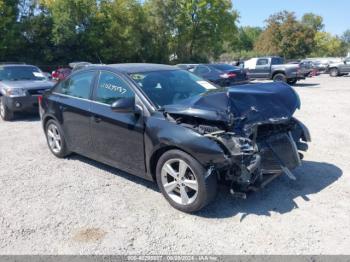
top-left (233, 0), bottom-right (348, 36)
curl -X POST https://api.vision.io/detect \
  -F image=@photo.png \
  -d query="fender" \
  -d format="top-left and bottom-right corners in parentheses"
top-left (144, 116), bottom-right (228, 178)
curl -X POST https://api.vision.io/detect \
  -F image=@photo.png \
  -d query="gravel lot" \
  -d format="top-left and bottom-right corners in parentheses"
top-left (0, 75), bottom-right (349, 255)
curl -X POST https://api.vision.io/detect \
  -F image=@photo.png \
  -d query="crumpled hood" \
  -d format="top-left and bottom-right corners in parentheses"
top-left (0, 80), bottom-right (55, 90)
top-left (163, 82), bottom-right (300, 133)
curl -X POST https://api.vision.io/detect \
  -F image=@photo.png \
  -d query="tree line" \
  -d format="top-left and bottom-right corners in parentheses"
top-left (1, 0), bottom-right (349, 69)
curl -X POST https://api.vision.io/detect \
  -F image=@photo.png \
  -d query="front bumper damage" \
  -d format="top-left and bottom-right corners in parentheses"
top-left (203, 118), bottom-right (311, 197)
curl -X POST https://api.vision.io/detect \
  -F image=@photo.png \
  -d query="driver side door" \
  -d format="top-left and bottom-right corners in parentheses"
top-left (90, 70), bottom-right (146, 177)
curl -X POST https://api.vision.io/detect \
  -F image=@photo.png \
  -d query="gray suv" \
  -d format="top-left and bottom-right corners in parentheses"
top-left (328, 57), bottom-right (350, 77)
top-left (0, 64), bottom-right (55, 121)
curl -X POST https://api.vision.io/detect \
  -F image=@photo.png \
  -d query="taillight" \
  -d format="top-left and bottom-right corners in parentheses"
top-left (52, 71), bottom-right (58, 78)
top-left (220, 73), bottom-right (237, 79)
top-left (38, 95), bottom-right (43, 106)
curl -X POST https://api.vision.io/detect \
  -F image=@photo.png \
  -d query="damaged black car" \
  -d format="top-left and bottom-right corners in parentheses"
top-left (40, 64), bottom-right (311, 213)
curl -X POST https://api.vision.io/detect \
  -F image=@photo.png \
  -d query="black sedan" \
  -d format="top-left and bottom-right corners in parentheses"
top-left (190, 64), bottom-right (249, 87)
top-left (40, 64), bottom-right (310, 212)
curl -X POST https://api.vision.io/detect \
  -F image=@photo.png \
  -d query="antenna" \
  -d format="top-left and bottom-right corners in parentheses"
top-left (96, 53), bottom-right (103, 64)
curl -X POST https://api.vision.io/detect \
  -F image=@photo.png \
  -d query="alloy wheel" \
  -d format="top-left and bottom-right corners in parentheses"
top-left (47, 123), bottom-right (62, 154)
top-left (161, 159), bottom-right (199, 205)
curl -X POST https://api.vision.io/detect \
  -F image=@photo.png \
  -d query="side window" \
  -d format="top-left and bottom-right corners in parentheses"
top-left (257, 59), bottom-right (269, 66)
top-left (95, 72), bottom-right (134, 105)
top-left (55, 71), bottom-right (95, 99)
top-left (194, 65), bottom-right (210, 75)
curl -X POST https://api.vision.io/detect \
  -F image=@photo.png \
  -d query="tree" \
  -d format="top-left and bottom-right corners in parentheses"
top-left (144, 0), bottom-right (238, 63)
top-left (254, 11), bottom-right (315, 59)
top-left (342, 30), bottom-right (350, 44)
top-left (311, 31), bottom-right (347, 57)
top-left (302, 13), bottom-right (324, 31)
top-left (0, 0), bottom-right (22, 61)
top-left (233, 26), bottom-right (262, 52)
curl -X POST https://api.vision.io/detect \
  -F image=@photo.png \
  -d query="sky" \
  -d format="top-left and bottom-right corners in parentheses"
top-left (233, 0), bottom-right (349, 36)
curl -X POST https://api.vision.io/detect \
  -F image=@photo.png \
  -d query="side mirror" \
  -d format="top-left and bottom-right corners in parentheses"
top-left (111, 97), bottom-right (136, 113)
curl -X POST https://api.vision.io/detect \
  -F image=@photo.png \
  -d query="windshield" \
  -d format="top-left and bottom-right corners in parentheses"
top-left (130, 70), bottom-right (217, 108)
top-left (0, 66), bottom-right (46, 81)
top-left (211, 64), bottom-right (239, 71)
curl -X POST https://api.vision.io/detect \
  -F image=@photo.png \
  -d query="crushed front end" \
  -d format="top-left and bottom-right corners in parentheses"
top-left (192, 119), bottom-right (310, 196)
top-left (163, 82), bottom-right (311, 196)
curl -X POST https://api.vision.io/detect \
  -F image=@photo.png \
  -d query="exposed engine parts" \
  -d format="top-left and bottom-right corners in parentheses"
top-left (167, 111), bottom-right (310, 194)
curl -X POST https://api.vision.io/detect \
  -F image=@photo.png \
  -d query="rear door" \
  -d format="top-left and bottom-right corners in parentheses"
top-left (90, 70), bottom-right (145, 176)
top-left (53, 70), bottom-right (97, 154)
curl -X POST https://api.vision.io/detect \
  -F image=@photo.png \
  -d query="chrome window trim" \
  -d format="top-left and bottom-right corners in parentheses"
top-left (52, 92), bottom-right (110, 107)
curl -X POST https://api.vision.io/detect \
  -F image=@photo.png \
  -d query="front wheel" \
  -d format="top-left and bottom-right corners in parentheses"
top-left (156, 149), bottom-right (217, 213)
top-left (45, 119), bottom-right (70, 158)
top-left (273, 73), bottom-right (287, 83)
top-left (329, 68), bottom-right (339, 77)
top-left (0, 97), bottom-right (14, 121)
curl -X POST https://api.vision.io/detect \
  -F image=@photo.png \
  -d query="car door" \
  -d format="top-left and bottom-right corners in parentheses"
top-left (54, 70), bottom-right (97, 155)
top-left (253, 58), bottom-right (271, 78)
top-left (90, 70), bottom-right (145, 176)
top-left (343, 58), bottom-right (350, 73)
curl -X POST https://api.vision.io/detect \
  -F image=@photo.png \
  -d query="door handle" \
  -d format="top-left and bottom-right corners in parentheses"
top-left (92, 115), bottom-right (102, 123)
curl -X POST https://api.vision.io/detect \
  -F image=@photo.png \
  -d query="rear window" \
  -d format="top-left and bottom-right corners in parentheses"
top-left (271, 58), bottom-right (284, 65)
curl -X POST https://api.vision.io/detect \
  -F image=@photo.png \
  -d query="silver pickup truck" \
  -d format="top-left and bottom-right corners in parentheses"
top-left (244, 56), bottom-right (305, 85)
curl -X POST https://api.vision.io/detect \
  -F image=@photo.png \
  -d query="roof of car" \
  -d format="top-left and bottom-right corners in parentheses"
top-left (0, 64), bottom-right (37, 68)
top-left (106, 63), bottom-right (178, 73)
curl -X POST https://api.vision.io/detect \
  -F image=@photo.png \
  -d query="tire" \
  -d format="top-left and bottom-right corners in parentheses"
top-left (45, 119), bottom-right (70, 158)
top-left (287, 79), bottom-right (298, 85)
top-left (156, 149), bottom-right (217, 213)
top-left (0, 96), bottom-right (14, 121)
top-left (329, 68), bottom-right (339, 77)
top-left (273, 73), bottom-right (287, 82)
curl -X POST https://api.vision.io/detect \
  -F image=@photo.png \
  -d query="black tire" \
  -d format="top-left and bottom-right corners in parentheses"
top-left (45, 119), bottom-right (70, 158)
top-left (287, 79), bottom-right (298, 85)
top-left (0, 97), bottom-right (14, 121)
top-left (329, 68), bottom-right (339, 77)
top-left (273, 73), bottom-right (287, 82)
top-left (156, 149), bottom-right (217, 213)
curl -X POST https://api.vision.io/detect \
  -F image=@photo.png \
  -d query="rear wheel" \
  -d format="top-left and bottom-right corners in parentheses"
top-left (273, 73), bottom-right (287, 83)
top-left (329, 68), bottom-right (339, 77)
top-left (156, 149), bottom-right (217, 213)
top-left (45, 119), bottom-right (70, 158)
top-left (0, 97), bottom-right (14, 121)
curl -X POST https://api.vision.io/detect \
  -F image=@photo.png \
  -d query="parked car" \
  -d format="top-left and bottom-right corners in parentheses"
top-left (328, 57), bottom-right (350, 77)
top-left (0, 64), bottom-right (55, 120)
top-left (51, 67), bottom-right (72, 81)
top-left (176, 64), bottom-right (198, 71)
top-left (40, 64), bottom-right (310, 212)
top-left (308, 60), bottom-right (328, 73)
top-left (69, 62), bottom-right (92, 72)
top-left (184, 63), bottom-right (249, 87)
top-left (244, 56), bottom-right (305, 85)
top-left (288, 61), bottom-right (313, 78)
